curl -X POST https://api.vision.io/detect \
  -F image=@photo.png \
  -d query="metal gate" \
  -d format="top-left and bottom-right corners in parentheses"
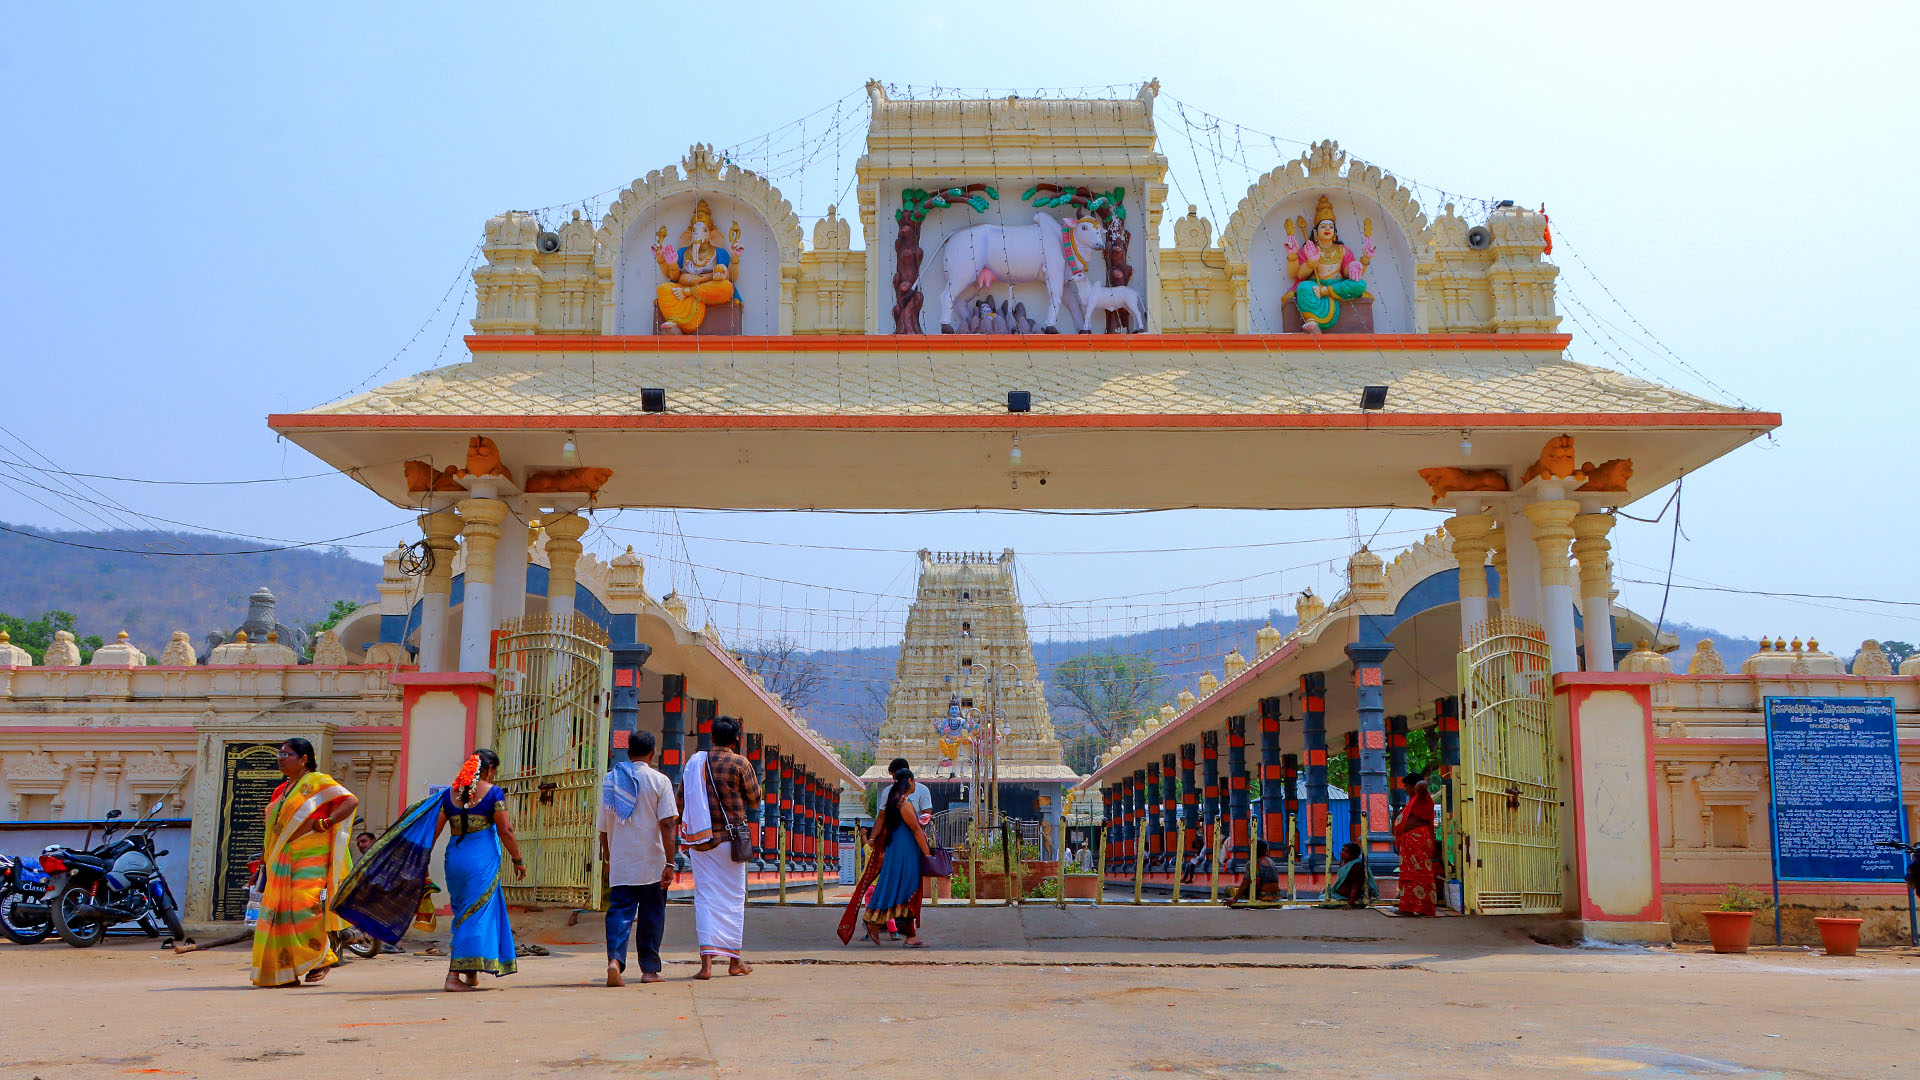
top-left (493, 613), bottom-right (612, 909)
top-left (1454, 615), bottom-right (1561, 914)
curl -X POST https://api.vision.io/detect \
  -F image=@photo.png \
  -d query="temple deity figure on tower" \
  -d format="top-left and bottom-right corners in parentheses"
top-left (654, 200), bottom-right (744, 334)
top-left (1285, 194), bottom-right (1375, 333)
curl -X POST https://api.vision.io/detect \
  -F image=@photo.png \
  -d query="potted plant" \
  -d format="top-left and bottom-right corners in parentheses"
top-left (1703, 885), bottom-right (1765, 953)
top-left (1814, 913), bottom-right (1865, 957)
top-left (1063, 871), bottom-right (1101, 900)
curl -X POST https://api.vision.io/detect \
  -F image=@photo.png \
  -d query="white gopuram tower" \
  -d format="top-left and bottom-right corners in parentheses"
top-left (862, 550), bottom-right (1073, 790)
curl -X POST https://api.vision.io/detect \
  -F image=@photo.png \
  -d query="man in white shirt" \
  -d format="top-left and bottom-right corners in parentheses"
top-left (599, 730), bottom-right (679, 987)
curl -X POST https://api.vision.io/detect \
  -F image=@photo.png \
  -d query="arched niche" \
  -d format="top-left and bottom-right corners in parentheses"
top-left (1219, 141), bottom-right (1428, 334)
top-left (597, 145), bottom-right (804, 335)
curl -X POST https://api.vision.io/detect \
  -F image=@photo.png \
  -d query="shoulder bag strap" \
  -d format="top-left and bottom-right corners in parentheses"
top-left (705, 756), bottom-right (732, 832)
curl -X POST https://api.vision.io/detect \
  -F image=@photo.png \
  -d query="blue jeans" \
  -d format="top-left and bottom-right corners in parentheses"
top-left (606, 882), bottom-right (667, 974)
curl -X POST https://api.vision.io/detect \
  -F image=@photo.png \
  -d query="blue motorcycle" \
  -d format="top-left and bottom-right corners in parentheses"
top-left (0, 851), bottom-right (52, 944)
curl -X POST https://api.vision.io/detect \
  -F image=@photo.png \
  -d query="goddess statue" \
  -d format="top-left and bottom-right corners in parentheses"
top-left (653, 200), bottom-right (744, 334)
top-left (1284, 194), bottom-right (1376, 333)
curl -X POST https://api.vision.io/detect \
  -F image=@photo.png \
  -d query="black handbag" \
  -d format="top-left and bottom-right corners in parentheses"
top-left (706, 757), bottom-right (753, 863)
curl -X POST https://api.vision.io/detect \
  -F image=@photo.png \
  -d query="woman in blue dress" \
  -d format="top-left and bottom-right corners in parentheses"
top-left (333, 748), bottom-right (525, 991)
top-left (434, 749), bottom-right (525, 990)
top-left (863, 769), bottom-right (932, 949)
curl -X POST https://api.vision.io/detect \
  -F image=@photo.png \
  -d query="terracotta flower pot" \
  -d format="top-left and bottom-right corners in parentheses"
top-left (1815, 916), bottom-right (1864, 957)
top-left (1064, 875), bottom-right (1100, 899)
top-left (1703, 909), bottom-right (1755, 954)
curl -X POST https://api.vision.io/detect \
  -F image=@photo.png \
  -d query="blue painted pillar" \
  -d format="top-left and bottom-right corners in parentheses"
top-left (1388, 714), bottom-right (1410, 820)
top-left (608, 615), bottom-right (650, 745)
top-left (1144, 759), bottom-right (1164, 867)
top-left (1258, 697), bottom-right (1285, 861)
top-left (1281, 753), bottom-right (1300, 860)
top-left (1179, 743), bottom-right (1199, 854)
top-left (1301, 672), bottom-right (1329, 872)
top-left (1226, 716), bottom-right (1250, 871)
top-left (1131, 769), bottom-right (1148, 869)
top-left (1160, 752), bottom-right (1179, 871)
top-left (693, 698), bottom-right (715, 754)
top-left (1346, 642), bottom-right (1398, 872)
top-left (760, 744), bottom-right (781, 863)
top-left (1201, 731), bottom-right (1221, 865)
top-left (657, 673), bottom-right (686, 787)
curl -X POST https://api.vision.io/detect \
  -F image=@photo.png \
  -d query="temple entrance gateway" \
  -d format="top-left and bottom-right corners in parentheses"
top-left (493, 614), bottom-right (612, 908)
top-left (1454, 617), bottom-right (1560, 914)
top-left (265, 82), bottom-right (1781, 940)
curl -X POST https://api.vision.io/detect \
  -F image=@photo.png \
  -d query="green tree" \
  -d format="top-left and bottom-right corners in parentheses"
top-left (1880, 641), bottom-right (1916, 670)
top-left (833, 741), bottom-right (875, 778)
top-left (1049, 651), bottom-right (1169, 745)
top-left (0, 610), bottom-right (104, 664)
top-left (306, 599), bottom-right (362, 638)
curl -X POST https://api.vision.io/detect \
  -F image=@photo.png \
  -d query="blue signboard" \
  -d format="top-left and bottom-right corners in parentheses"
top-left (1765, 696), bottom-right (1905, 882)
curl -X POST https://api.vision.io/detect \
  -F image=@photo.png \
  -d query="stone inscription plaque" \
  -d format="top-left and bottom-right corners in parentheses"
top-left (212, 741), bottom-right (284, 921)
top-left (1765, 696), bottom-right (1905, 882)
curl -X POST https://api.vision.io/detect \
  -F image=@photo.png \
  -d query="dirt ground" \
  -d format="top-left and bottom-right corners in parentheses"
top-left (3, 904), bottom-right (1916, 1079)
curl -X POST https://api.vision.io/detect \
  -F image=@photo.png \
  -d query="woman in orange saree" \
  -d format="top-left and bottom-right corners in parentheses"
top-left (250, 738), bottom-right (357, 987)
top-left (1392, 772), bottom-right (1437, 917)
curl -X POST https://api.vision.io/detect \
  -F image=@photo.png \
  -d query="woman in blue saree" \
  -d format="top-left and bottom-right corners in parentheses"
top-left (335, 749), bottom-right (526, 991)
top-left (862, 770), bottom-right (932, 949)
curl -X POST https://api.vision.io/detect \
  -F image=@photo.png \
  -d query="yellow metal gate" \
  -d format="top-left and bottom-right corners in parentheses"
top-left (493, 613), bottom-right (612, 909)
top-left (1454, 615), bottom-right (1561, 914)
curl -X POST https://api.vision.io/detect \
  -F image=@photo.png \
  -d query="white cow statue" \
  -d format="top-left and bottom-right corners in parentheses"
top-left (934, 212), bottom-right (1108, 333)
top-left (1068, 276), bottom-right (1146, 334)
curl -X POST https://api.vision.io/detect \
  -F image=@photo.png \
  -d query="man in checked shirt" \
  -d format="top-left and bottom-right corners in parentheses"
top-left (680, 716), bottom-right (763, 978)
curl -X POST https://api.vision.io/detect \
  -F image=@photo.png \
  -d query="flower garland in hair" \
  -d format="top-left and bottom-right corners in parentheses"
top-left (452, 754), bottom-right (481, 801)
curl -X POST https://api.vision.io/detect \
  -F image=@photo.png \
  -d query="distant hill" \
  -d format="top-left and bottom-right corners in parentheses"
top-left (0, 524), bottom-right (384, 656)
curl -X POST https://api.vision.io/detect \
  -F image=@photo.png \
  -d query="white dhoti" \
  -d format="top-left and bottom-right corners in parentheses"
top-left (678, 750), bottom-right (747, 960)
top-left (687, 844), bottom-right (746, 959)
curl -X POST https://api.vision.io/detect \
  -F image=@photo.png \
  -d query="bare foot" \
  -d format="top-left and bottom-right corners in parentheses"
top-left (728, 959), bottom-right (753, 977)
top-left (444, 976), bottom-right (479, 992)
top-left (639, 972), bottom-right (663, 984)
top-left (606, 961), bottom-right (624, 987)
top-left (461, 972), bottom-right (478, 987)
top-left (694, 960), bottom-right (713, 981)
top-left (304, 967), bottom-right (329, 984)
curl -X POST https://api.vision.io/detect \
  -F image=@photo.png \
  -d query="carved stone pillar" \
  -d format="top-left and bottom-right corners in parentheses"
top-left (1445, 511), bottom-right (1496, 637)
top-left (455, 498), bottom-right (509, 673)
top-left (417, 511), bottom-right (461, 673)
top-left (1572, 513), bottom-right (1617, 672)
top-left (1522, 499), bottom-right (1581, 674)
top-left (542, 513), bottom-right (590, 619)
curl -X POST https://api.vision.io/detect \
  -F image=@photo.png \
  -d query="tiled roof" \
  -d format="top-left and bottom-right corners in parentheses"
top-left (298, 336), bottom-right (1741, 420)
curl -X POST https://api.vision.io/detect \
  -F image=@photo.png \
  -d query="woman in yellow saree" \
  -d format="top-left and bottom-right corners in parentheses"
top-left (250, 738), bottom-right (357, 987)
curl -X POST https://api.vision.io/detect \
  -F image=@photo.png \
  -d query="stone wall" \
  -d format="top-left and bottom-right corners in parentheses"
top-left (1651, 669), bottom-right (1920, 944)
top-left (0, 664), bottom-right (403, 920)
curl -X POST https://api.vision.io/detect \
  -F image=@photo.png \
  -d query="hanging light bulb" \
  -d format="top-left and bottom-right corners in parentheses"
top-left (1458, 429), bottom-right (1472, 458)
top-left (1009, 433), bottom-right (1022, 464)
top-left (560, 432), bottom-right (579, 465)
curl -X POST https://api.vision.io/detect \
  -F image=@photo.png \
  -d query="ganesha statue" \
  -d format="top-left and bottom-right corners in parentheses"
top-left (653, 200), bottom-right (744, 335)
top-left (1285, 194), bottom-right (1375, 333)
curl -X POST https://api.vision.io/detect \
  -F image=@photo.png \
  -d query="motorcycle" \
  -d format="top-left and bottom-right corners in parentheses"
top-left (39, 803), bottom-right (186, 948)
top-left (0, 852), bottom-right (53, 944)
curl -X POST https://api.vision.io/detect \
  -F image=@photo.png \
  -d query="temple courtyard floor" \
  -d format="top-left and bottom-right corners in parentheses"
top-left (2, 904), bottom-right (1916, 1079)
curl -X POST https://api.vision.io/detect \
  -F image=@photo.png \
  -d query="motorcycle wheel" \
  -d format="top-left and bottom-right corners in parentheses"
top-left (0, 887), bottom-right (52, 945)
top-left (138, 915), bottom-right (161, 938)
top-left (157, 893), bottom-right (186, 943)
top-left (48, 875), bottom-right (106, 948)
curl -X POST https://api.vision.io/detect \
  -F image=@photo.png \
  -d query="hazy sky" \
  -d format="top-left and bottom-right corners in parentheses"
top-left (2, 1), bottom-right (1914, 663)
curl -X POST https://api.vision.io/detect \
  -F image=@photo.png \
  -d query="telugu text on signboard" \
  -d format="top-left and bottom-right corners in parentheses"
top-left (1765, 696), bottom-right (1904, 882)
top-left (212, 741), bottom-right (285, 920)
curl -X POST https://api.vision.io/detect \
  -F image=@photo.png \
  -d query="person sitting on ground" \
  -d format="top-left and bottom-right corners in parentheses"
top-left (1319, 841), bottom-right (1379, 908)
top-left (1225, 840), bottom-right (1281, 908)
top-left (1180, 846), bottom-right (1208, 884)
